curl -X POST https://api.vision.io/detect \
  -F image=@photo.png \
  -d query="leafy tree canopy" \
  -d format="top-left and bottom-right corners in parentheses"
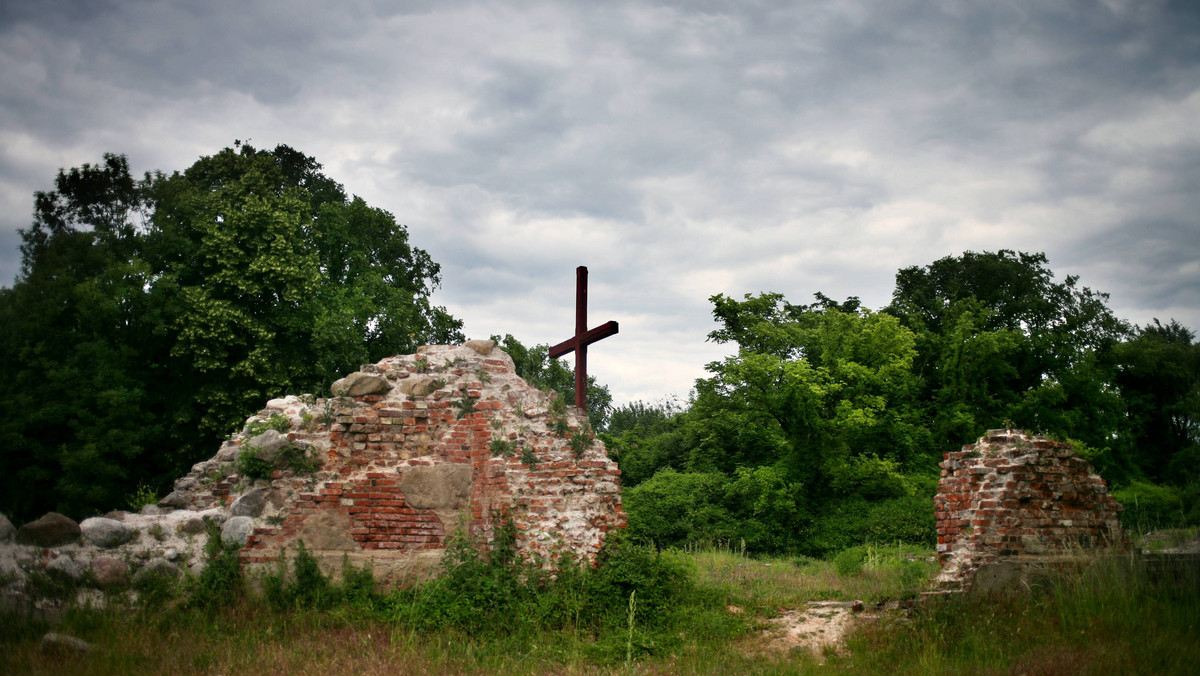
top-left (0, 143), bottom-right (462, 521)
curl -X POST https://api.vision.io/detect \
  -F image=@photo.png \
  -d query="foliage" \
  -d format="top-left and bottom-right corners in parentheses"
top-left (236, 442), bottom-right (319, 482)
top-left (489, 437), bottom-right (515, 456)
top-left (615, 250), bottom-right (1198, 557)
top-left (1113, 481), bottom-right (1191, 531)
top-left (264, 541), bottom-right (334, 610)
top-left (187, 523), bottom-right (244, 610)
top-left (492, 333), bottom-right (613, 429)
top-left (235, 447), bottom-right (274, 481)
top-left (0, 143), bottom-right (462, 521)
top-left (1112, 319), bottom-right (1200, 483)
top-left (125, 482), bottom-right (158, 512)
top-left (245, 414), bottom-right (292, 437)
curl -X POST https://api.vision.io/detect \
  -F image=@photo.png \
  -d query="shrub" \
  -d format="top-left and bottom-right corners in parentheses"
top-left (623, 469), bottom-right (740, 548)
top-left (264, 541), bottom-right (337, 610)
top-left (125, 482), bottom-right (159, 511)
top-left (236, 446), bottom-right (274, 481)
top-left (864, 495), bottom-right (937, 545)
top-left (1114, 481), bottom-right (1188, 531)
top-left (188, 522), bottom-right (243, 610)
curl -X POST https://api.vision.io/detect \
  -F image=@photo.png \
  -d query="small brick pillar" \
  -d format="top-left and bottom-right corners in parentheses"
top-left (934, 429), bottom-right (1124, 590)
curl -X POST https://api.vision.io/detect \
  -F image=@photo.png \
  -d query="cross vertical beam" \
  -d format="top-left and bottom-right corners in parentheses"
top-left (548, 266), bottom-right (619, 411)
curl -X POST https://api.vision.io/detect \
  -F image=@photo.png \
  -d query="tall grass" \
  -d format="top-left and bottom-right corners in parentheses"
top-left (2, 539), bottom-right (1196, 674)
top-left (837, 548), bottom-right (1200, 675)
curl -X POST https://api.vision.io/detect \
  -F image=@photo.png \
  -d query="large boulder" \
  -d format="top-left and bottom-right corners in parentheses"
top-left (247, 429), bottom-right (291, 464)
top-left (132, 559), bottom-right (182, 588)
top-left (80, 517), bottom-right (136, 548)
top-left (0, 513), bottom-right (14, 542)
top-left (330, 371), bottom-right (391, 397)
top-left (230, 489), bottom-right (268, 518)
top-left (89, 557), bottom-right (129, 588)
top-left (157, 491), bottom-right (189, 509)
top-left (221, 516), bottom-right (255, 547)
top-left (17, 513), bottom-right (80, 547)
top-left (47, 555), bottom-right (83, 582)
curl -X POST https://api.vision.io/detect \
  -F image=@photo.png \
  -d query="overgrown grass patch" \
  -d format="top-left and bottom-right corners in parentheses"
top-left (3, 540), bottom-right (1198, 675)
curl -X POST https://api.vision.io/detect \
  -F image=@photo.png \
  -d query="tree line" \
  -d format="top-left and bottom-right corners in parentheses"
top-left (604, 251), bottom-right (1199, 555)
top-left (3, 144), bottom-right (1195, 560)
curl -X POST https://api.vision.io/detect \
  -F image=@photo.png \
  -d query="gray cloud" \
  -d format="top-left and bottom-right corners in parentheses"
top-left (2, 0), bottom-right (1198, 404)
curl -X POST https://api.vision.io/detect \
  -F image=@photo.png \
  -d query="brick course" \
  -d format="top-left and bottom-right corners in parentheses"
top-left (170, 342), bottom-right (625, 583)
top-left (934, 429), bottom-right (1123, 590)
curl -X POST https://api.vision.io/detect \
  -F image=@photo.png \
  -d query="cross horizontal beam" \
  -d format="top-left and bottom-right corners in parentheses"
top-left (548, 266), bottom-right (618, 411)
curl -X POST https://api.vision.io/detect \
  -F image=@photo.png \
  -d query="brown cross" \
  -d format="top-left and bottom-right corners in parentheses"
top-left (548, 266), bottom-right (619, 411)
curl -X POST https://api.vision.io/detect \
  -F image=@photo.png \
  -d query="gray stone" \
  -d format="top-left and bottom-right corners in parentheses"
top-left (398, 375), bottom-right (439, 396)
top-left (177, 516), bottom-right (208, 535)
top-left (230, 488), bottom-right (268, 517)
top-left (47, 555), bottom-right (82, 581)
top-left (17, 512), bottom-right (80, 547)
top-left (41, 632), bottom-right (99, 655)
top-left (80, 517), bottom-right (135, 548)
top-left (398, 464), bottom-right (472, 510)
top-left (132, 559), bottom-right (182, 586)
top-left (140, 504), bottom-right (163, 516)
top-left (221, 516), bottom-right (254, 547)
top-left (90, 557), bottom-right (128, 587)
top-left (298, 510), bottom-right (358, 551)
top-left (247, 429), bottom-right (290, 463)
top-left (217, 442), bottom-right (241, 461)
top-left (464, 339), bottom-right (496, 355)
top-left (331, 371), bottom-right (391, 397)
top-left (164, 548), bottom-right (182, 562)
top-left (0, 513), bottom-right (14, 542)
top-left (157, 490), bottom-right (189, 509)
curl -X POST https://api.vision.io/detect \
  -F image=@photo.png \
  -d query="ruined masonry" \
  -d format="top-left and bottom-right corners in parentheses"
top-left (934, 429), bottom-right (1124, 591)
top-left (0, 340), bottom-right (625, 602)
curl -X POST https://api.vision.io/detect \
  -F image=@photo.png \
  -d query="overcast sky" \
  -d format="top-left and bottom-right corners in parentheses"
top-left (2, 0), bottom-right (1198, 406)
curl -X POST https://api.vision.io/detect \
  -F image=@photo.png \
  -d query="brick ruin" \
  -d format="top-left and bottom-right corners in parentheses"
top-left (935, 429), bottom-right (1124, 591)
top-left (0, 340), bottom-right (625, 597)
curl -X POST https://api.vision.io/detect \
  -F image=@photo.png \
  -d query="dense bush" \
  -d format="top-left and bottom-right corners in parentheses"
top-left (1113, 481), bottom-right (1190, 531)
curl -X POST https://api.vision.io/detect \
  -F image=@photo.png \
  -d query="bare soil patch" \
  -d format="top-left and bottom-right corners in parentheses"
top-left (752, 599), bottom-right (868, 661)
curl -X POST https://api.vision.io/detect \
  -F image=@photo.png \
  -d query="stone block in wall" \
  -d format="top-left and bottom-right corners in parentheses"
top-left (16, 513), bottom-right (80, 547)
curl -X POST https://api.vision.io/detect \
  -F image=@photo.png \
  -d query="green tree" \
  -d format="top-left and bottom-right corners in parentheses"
top-left (701, 296), bottom-right (928, 490)
top-left (491, 333), bottom-right (612, 429)
top-left (0, 144), bottom-right (462, 521)
top-left (1113, 320), bottom-right (1200, 484)
top-left (0, 155), bottom-right (166, 520)
top-left (887, 250), bottom-right (1129, 451)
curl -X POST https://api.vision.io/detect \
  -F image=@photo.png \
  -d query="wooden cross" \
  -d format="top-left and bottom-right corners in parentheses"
top-left (548, 266), bottom-right (619, 411)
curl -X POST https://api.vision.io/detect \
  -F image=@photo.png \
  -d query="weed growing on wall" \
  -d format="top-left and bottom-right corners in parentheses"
top-left (125, 482), bottom-right (158, 512)
top-left (569, 424), bottom-right (593, 459)
top-left (490, 437), bottom-right (516, 456)
top-left (235, 447), bottom-right (273, 480)
top-left (236, 444), bottom-right (319, 481)
top-left (521, 446), bottom-right (538, 468)
top-left (453, 387), bottom-right (477, 419)
top-left (244, 414), bottom-right (292, 437)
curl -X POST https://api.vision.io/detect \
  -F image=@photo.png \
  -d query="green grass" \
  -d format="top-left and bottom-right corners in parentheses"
top-left (2, 542), bottom-right (1196, 675)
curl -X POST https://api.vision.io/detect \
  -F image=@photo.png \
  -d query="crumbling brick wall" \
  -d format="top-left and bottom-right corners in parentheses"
top-left (935, 429), bottom-right (1123, 590)
top-left (0, 340), bottom-right (625, 601)
top-left (175, 339), bottom-right (625, 582)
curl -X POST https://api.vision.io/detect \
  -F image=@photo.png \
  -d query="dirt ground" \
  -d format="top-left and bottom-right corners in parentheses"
top-left (751, 599), bottom-right (870, 661)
